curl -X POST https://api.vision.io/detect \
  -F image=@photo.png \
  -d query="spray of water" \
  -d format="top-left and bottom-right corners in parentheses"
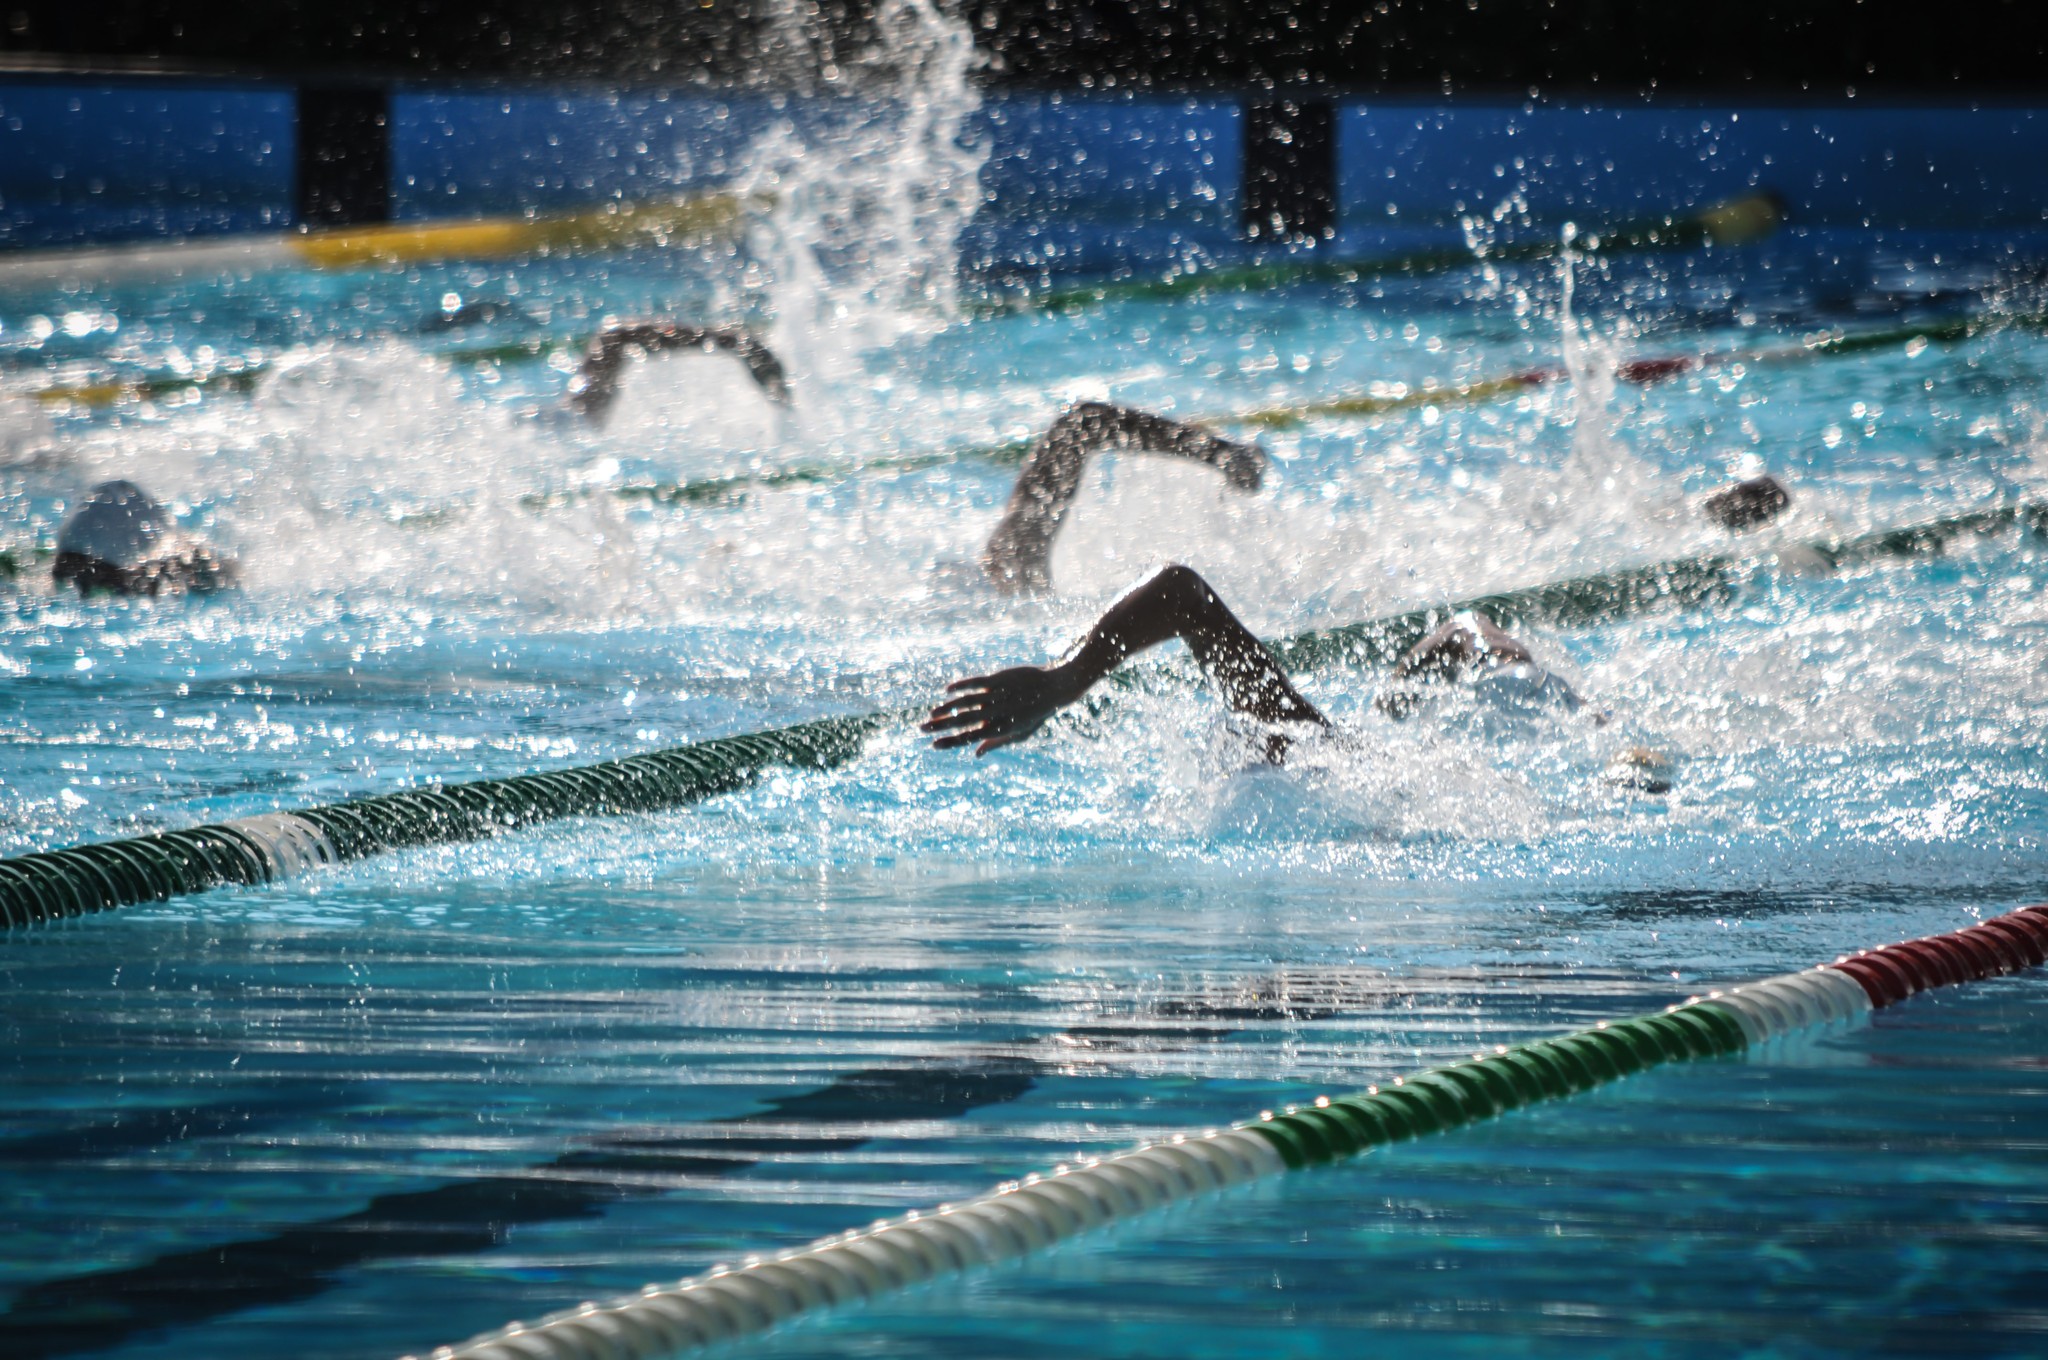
top-left (1, 0), bottom-right (992, 627)
top-left (731, 0), bottom-right (985, 445)
top-left (1548, 234), bottom-right (1665, 526)
top-left (6, 61), bottom-right (2043, 862)
top-left (0, 393), bottom-right (55, 468)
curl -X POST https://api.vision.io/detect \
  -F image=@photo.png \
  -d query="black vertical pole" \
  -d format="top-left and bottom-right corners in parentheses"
top-left (295, 86), bottom-right (392, 227)
top-left (1241, 96), bottom-right (1336, 242)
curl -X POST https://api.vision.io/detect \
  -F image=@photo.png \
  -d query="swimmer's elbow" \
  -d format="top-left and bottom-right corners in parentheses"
top-left (1147, 562), bottom-right (1213, 598)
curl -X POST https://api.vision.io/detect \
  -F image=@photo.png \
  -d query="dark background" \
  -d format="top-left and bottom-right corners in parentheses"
top-left (1, 0), bottom-right (2042, 93)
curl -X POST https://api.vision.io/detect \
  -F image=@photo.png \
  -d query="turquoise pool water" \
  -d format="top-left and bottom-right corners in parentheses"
top-left (3, 204), bottom-right (2048, 1359)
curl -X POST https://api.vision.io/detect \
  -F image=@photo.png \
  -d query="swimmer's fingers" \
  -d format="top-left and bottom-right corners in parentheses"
top-left (921, 709), bottom-right (986, 743)
top-left (929, 726), bottom-right (990, 751)
top-left (924, 685), bottom-right (999, 751)
top-left (926, 713), bottom-right (1023, 754)
top-left (926, 666), bottom-right (1067, 755)
top-left (930, 675), bottom-right (996, 708)
top-left (922, 688), bottom-right (993, 732)
top-left (924, 698), bottom-right (1019, 741)
top-left (922, 697), bottom-right (983, 725)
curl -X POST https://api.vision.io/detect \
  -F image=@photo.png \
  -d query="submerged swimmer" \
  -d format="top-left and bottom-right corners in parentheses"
top-left (924, 563), bottom-right (1581, 752)
top-left (51, 480), bottom-right (237, 597)
top-left (1371, 611), bottom-right (1587, 719)
top-left (569, 322), bottom-right (793, 424)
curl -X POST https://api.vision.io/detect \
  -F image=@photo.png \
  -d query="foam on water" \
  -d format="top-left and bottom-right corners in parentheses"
top-left (3, 42), bottom-right (2048, 879)
top-left (9, 320), bottom-right (2048, 881)
top-left (8, 32), bottom-right (2048, 1360)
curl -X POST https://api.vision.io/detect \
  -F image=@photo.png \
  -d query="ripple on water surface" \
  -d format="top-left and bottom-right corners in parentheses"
top-left (4, 110), bottom-right (2048, 1360)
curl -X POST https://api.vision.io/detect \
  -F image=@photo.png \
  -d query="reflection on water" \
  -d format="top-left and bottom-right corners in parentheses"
top-left (5, 8), bottom-right (2048, 1354)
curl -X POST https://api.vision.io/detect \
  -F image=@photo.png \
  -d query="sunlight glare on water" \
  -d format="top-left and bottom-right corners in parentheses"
top-left (3, 8), bottom-right (2048, 1356)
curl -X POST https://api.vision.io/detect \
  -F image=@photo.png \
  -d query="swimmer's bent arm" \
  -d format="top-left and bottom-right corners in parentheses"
top-left (570, 322), bottom-right (791, 422)
top-left (981, 403), bottom-right (1265, 594)
top-left (925, 563), bottom-right (1327, 755)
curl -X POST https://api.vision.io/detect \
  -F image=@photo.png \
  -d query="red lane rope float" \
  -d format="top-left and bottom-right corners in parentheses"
top-left (1231, 317), bottom-right (2010, 431)
top-left (412, 905), bottom-right (2048, 1360)
top-left (1830, 906), bottom-right (2048, 1005)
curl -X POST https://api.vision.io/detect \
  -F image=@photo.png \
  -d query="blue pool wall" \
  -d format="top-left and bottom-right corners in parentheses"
top-left (1335, 104), bottom-right (2048, 234)
top-left (0, 83), bottom-right (296, 247)
top-left (2, 77), bottom-right (2046, 270)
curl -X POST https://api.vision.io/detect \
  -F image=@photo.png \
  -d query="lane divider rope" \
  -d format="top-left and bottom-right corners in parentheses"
top-left (407, 904), bottom-right (2048, 1360)
top-left (1267, 498), bottom-right (2046, 670)
top-left (0, 192), bottom-right (750, 290)
top-left (487, 313), bottom-right (2021, 516)
top-left (21, 191), bottom-right (1796, 416)
top-left (2, 186), bottom-right (1771, 302)
top-left (981, 191), bottom-right (1785, 315)
top-left (0, 713), bottom-right (892, 930)
top-left (1228, 312), bottom-right (2021, 431)
top-left (1, 499), bottom-right (2039, 931)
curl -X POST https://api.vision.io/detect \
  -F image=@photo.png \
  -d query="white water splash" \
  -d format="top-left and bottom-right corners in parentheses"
top-left (1557, 235), bottom-right (1619, 468)
top-left (1, 0), bottom-right (991, 624)
top-left (734, 0), bottom-right (985, 447)
top-left (0, 392), bottom-right (56, 469)
top-left (35, 343), bottom-right (627, 608)
top-left (1467, 234), bottom-right (1675, 556)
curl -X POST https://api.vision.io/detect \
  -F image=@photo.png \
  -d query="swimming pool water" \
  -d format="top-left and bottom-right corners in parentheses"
top-left (3, 202), bottom-right (2048, 1358)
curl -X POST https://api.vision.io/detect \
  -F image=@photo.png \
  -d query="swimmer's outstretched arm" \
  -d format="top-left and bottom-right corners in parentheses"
top-left (982, 402), bottom-right (1265, 594)
top-left (569, 322), bottom-right (792, 423)
top-left (925, 563), bottom-right (1327, 755)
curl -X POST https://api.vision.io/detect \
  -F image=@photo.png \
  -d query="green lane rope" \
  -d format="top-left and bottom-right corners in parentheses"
top-left (19, 190), bottom-right (1781, 412)
top-left (408, 905), bottom-right (2048, 1360)
top-left (29, 365), bottom-right (266, 409)
top-left (0, 713), bottom-right (892, 931)
top-left (1268, 498), bottom-right (2048, 672)
top-left (975, 190), bottom-right (1786, 317)
top-left (535, 311), bottom-right (2023, 515)
top-left (24, 304), bottom-right (1980, 418)
top-left (2, 497), bottom-right (2039, 930)
top-left (1234, 313), bottom-right (2028, 431)
top-left (28, 339), bottom-right (573, 410)
top-left (516, 442), bottom-right (1031, 514)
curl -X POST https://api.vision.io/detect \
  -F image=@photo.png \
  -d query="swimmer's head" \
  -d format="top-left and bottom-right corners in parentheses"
top-left (1471, 661), bottom-right (1585, 715)
top-left (52, 480), bottom-right (237, 598)
top-left (56, 480), bottom-right (167, 563)
top-left (1702, 475), bottom-right (1790, 531)
top-left (1377, 658), bottom-right (1587, 722)
top-left (1602, 746), bottom-right (1675, 795)
top-left (1379, 613), bottom-right (1573, 718)
top-left (1392, 611), bottom-right (1533, 684)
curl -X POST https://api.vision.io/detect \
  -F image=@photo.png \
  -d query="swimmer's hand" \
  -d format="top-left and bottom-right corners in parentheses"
top-left (923, 665), bottom-right (1083, 756)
